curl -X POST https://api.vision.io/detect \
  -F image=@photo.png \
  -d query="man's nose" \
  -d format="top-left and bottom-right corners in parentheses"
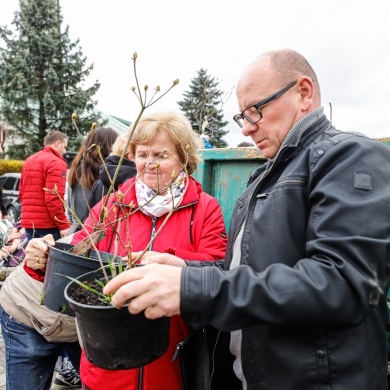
top-left (241, 120), bottom-right (258, 137)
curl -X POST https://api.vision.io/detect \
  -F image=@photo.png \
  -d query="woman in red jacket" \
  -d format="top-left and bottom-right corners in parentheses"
top-left (25, 110), bottom-right (227, 390)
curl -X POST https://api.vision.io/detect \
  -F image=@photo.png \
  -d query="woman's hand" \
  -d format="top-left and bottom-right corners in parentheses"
top-left (25, 234), bottom-right (55, 271)
top-left (131, 251), bottom-right (187, 267)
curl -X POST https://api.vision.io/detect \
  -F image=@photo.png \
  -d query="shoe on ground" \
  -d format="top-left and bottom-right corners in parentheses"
top-left (51, 368), bottom-right (82, 390)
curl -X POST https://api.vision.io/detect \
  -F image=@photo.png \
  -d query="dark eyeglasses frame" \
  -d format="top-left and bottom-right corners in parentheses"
top-left (233, 80), bottom-right (298, 127)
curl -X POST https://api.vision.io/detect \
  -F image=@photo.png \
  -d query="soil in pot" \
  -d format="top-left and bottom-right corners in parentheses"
top-left (65, 267), bottom-right (170, 370)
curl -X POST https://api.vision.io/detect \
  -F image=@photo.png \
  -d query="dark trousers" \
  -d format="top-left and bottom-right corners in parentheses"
top-left (25, 227), bottom-right (61, 242)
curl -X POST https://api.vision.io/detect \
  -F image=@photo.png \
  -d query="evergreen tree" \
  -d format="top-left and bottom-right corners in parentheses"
top-left (0, 0), bottom-right (103, 158)
top-left (178, 68), bottom-right (229, 148)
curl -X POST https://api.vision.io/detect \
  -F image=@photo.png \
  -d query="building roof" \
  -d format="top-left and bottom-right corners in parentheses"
top-left (100, 112), bottom-right (131, 134)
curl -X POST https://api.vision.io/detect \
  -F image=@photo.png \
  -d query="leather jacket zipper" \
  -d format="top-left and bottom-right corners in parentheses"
top-left (172, 338), bottom-right (187, 362)
top-left (255, 179), bottom-right (305, 199)
top-left (273, 178), bottom-right (305, 187)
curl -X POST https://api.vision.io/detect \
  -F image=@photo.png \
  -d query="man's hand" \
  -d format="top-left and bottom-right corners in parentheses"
top-left (103, 264), bottom-right (182, 319)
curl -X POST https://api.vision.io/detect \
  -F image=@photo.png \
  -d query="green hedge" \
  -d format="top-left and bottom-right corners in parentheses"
top-left (0, 159), bottom-right (25, 176)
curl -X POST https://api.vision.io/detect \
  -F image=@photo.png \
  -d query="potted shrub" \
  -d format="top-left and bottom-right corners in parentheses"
top-left (64, 265), bottom-right (170, 369)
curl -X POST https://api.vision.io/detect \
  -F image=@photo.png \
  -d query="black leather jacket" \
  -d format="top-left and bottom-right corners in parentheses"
top-left (182, 115), bottom-right (390, 389)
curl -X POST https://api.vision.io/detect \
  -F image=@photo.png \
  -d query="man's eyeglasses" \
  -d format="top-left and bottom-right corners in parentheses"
top-left (233, 81), bottom-right (297, 128)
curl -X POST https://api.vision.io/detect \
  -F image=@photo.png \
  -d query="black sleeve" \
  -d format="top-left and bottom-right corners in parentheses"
top-left (88, 181), bottom-right (107, 210)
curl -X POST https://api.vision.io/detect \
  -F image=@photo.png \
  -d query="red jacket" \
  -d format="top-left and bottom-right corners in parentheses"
top-left (74, 176), bottom-right (227, 390)
top-left (19, 146), bottom-right (70, 230)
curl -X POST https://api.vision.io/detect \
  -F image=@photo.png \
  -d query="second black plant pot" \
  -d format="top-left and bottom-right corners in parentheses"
top-left (43, 242), bottom-right (112, 316)
top-left (64, 266), bottom-right (170, 370)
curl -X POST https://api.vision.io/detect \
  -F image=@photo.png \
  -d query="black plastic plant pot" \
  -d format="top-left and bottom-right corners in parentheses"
top-left (43, 242), bottom-right (112, 316)
top-left (64, 266), bottom-right (170, 370)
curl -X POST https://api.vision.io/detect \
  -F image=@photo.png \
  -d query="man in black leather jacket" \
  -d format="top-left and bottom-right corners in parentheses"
top-left (105, 49), bottom-right (390, 390)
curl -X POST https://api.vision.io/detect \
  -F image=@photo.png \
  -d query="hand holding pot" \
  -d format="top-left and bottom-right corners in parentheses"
top-left (104, 263), bottom-right (182, 320)
top-left (25, 234), bottom-right (55, 271)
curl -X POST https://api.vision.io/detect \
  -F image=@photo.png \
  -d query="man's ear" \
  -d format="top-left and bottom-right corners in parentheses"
top-left (297, 76), bottom-right (315, 111)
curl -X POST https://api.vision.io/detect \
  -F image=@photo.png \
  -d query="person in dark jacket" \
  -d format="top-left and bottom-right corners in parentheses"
top-left (88, 132), bottom-right (136, 209)
top-left (67, 126), bottom-right (118, 234)
top-left (101, 49), bottom-right (390, 390)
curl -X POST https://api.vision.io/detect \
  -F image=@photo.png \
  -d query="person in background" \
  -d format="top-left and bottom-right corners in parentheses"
top-left (0, 125), bottom-right (25, 278)
top-left (193, 131), bottom-right (204, 149)
top-left (99, 49), bottom-right (390, 390)
top-left (0, 124), bottom-right (7, 219)
top-left (0, 228), bottom-right (81, 390)
top-left (199, 127), bottom-right (213, 149)
top-left (0, 128), bottom-right (80, 390)
top-left (88, 132), bottom-right (136, 209)
top-left (0, 124), bottom-right (5, 153)
top-left (66, 127), bottom-right (118, 234)
top-left (200, 132), bottom-right (213, 148)
top-left (0, 221), bottom-right (27, 284)
top-left (0, 189), bottom-right (7, 219)
top-left (19, 130), bottom-right (70, 241)
top-left (237, 141), bottom-right (254, 147)
top-left (0, 221), bottom-right (23, 264)
top-left (25, 110), bottom-right (228, 390)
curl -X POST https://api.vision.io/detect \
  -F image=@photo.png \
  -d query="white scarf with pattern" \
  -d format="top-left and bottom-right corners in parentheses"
top-left (135, 171), bottom-right (186, 217)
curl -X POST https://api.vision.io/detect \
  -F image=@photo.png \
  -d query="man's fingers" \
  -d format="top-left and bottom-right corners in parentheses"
top-left (104, 264), bottom-right (182, 319)
top-left (149, 254), bottom-right (186, 267)
top-left (110, 278), bottom-right (150, 310)
top-left (103, 266), bottom-right (147, 296)
top-left (143, 305), bottom-right (173, 320)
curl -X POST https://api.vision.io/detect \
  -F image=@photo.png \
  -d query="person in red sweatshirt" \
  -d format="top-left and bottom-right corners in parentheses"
top-left (19, 130), bottom-right (71, 241)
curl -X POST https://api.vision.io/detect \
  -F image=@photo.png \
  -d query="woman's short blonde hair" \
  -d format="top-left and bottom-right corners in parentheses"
top-left (129, 111), bottom-right (200, 175)
top-left (111, 133), bottom-right (131, 157)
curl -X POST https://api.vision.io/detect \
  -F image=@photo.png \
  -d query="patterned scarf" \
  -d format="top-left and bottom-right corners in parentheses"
top-left (136, 171), bottom-right (186, 217)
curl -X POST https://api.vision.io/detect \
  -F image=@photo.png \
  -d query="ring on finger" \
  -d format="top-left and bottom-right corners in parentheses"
top-left (36, 256), bottom-right (40, 263)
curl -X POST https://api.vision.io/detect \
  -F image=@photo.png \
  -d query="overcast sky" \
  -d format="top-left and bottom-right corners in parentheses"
top-left (1, 0), bottom-right (390, 146)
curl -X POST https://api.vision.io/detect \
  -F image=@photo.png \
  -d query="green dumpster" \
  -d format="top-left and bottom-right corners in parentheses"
top-left (194, 148), bottom-right (266, 232)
